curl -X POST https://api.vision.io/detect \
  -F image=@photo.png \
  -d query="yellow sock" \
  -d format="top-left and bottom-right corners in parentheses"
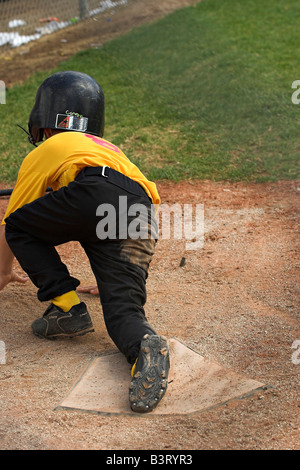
top-left (131, 358), bottom-right (138, 377)
top-left (52, 291), bottom-right (81, 312)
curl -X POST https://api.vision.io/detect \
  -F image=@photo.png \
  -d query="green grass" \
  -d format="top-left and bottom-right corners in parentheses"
top-left (1, 0), bottom-right (300, 183)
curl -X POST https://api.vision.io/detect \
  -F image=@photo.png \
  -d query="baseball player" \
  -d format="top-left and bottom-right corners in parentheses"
top-left (0, 71), bottom-right (170, 413)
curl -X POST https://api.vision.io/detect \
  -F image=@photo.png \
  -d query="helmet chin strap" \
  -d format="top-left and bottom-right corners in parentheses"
top-left (17, 124), bottom-right (38, 147)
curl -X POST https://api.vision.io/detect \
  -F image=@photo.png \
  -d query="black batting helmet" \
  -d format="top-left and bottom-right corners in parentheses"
top-left (28, 71), bottom-right (105, 144)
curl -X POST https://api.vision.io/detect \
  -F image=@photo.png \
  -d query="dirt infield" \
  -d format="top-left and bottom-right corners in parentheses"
top-left (0, 0), bottom-right (299, 451)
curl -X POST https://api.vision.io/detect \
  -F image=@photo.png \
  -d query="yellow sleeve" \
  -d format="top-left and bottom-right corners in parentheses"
top-left (1, 170), bottom-right (49, 225)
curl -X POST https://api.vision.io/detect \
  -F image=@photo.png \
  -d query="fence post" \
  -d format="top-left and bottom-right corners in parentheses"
top-left (79, 0), bottom-right (90, 19)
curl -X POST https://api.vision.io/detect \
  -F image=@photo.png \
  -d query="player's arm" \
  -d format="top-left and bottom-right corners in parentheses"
top-left (77, 284), bottom-right (99, 295)
top-left (0, 135), bottom-right (52, 293)
top-left (0, 224), bottom-right (28, 291)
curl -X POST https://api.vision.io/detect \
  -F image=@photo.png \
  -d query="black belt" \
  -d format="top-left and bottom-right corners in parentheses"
top-left (76, 166), bottom-right (152, 201)
top-left (82, 165), bottom-right (111, 178)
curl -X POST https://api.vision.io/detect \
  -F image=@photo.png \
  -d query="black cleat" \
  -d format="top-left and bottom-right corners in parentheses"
top-left (31, 302), bottom-right (94, 339)
top-left (129, 334), bottom-right (170, 413)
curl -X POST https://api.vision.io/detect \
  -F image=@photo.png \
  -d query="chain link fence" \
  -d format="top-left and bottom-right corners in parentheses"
top-left (0, 0), bottom-right (129, 49)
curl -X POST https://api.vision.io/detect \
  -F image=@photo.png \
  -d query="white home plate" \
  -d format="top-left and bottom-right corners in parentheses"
top-left (56, 338), bottom-right (265, 415)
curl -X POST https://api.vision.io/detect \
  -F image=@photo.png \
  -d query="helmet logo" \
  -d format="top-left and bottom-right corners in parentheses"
top-left (55, 110), bottom-right (88, 132)
top-left (57, 115), bottom-right (71, 129)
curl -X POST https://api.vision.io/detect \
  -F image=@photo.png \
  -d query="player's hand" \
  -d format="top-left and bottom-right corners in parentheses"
top-left (0, 271), bottom-right (28, 291)
top-left (77, 285), bottom-right (99, 296)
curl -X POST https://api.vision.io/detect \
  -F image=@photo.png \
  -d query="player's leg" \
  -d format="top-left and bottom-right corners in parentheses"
top-left (4, 182), bottom-right (97, 338)
top-left (78, 167), bottom-right (170, 412)
top-left (82, 237), bottom-right (157, 363)
top-left (82, 236), bottom-right (170, 413)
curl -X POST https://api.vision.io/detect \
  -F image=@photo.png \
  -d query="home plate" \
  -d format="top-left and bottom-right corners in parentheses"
top-left (56, 338), bottom-right (266, 416)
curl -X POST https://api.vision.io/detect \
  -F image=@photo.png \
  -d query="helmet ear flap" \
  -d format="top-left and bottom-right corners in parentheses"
top-left (28, 124), bottom-right (44, 145)
top-left (34, 127), bottom-right (44, 143)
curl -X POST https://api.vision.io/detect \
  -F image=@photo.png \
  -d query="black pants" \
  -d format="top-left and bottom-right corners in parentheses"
top-left (5, 167), bottom-right (158, 364)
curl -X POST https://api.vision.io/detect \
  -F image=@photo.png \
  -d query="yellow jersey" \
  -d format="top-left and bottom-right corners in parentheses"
top-left (2, 132), bottom-right (160, 224)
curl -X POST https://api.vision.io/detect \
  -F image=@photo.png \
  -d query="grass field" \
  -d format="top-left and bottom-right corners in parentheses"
top-left (0, 0), bottom-right (299, 183)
